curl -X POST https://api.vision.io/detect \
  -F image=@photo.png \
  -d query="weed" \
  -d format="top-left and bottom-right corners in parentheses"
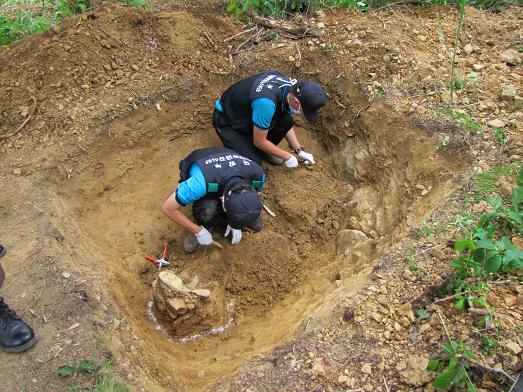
top-left (480, 335), bottom-right (498, 356)
top-left (427, 339), bottom-right (478, 391)
top-left (415, 307), bottom-right (431, 322)
top-left (57, 358), bottom-right (130, 391)
top-left (124, 0), bottom-right (149, 9)
top-left (440, 108), bottom-right (483, 133)
top-left (474, 164), bottom-right (517, 197)
top-left (449, 75), bottom-right (467, 91)
top-left (439, 135), bottom-right (451, 149)
top-left (418, 217), bottom-right (445, 238)
top-left (491, 126), bottom-right (505, 147)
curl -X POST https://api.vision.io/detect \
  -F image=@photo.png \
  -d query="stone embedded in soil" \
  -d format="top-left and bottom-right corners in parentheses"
top-left (361, 363), bottom-right (372, 375)
top-left (336, 229), bottom-right (374, 262)
top-left (398, 355), bottom-right (431, 386)
top-left (501, 49), bottom-right (522, 66)
top-left (152, 271), bottom-right (225, 336)
top-left (501, 84), bottom-right (517, 101)
top-left (396, 303), bottom-right (414, 321)
top-left (505, 341), bottom-right (522, 355)
top-left (488, 119), bottom-right (506, 128)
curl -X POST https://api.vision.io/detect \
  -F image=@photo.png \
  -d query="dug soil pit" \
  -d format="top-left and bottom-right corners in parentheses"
top-left (45, 74), bottom-right (465, 390)
top-left (4, 3), bottom-right (515, 390)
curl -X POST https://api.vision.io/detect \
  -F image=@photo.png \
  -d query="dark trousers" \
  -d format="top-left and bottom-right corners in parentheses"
top-left (192, 196), bottom-right (263, 233)
top-left (193, 196), bottom-right (227, 233)
top-left (212, 109), bottom-right (293, 165)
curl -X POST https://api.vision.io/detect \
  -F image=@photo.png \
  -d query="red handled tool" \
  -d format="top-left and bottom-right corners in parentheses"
top-left (144, 242), bottom-right (170, 270)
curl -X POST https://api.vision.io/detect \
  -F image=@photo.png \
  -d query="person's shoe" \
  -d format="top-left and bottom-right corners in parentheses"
top-left (0, 297), bottom-right (37, 353)
top-left (183, 234), bottom-right (199, 253)
top-left (247, 215), bottom-right (263, 232)
top-left (266, 155), bottom-right (284, 165)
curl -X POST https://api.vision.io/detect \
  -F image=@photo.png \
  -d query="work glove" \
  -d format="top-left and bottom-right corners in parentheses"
top-left (297, 150), bottom-right (315, 165)
top-left (284, 154), bottom-right (299, 168)
top-left (224, 225), bottom-right (242, 245)
top-left (196, 226), bottom-right (213, 246)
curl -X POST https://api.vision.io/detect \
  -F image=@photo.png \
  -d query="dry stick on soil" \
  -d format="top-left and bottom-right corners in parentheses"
top-left (433, 290), bottom-right (470, 303)
top-left (251, 15), bottom-right (320, 37)
top-left (203, 30), bottom-right (217, 49)
top-left (334, 98), bottom-right (346, 109)
top-left (458, 354), bottom-right (516, 383)
top-left (224, 27), bottom-right (256, 42)
top-left (382, 375), bottom-right (391, 392)
top-left (346, 104), bottom-right (371, 128)
top-left (0, 96), bottom-right (37, 141)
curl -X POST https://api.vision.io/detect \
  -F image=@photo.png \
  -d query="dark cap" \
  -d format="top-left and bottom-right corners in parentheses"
top-left (292, 80), bottom-right (326, 124)
top-left (224, 183), bottom-right (262, 230)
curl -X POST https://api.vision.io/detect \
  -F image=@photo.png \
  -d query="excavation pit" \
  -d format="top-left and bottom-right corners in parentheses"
top-left (46, 75), bottom-right (465, 390)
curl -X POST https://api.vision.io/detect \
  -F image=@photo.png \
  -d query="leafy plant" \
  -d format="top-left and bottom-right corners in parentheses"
top-left (57, 358), bottom-right (130, 391)
top-left (124, 0), bottom-right (149, 9)
top-left (427, 339), bottom-right (478, 391)
top-left (480, 335), bottom-right (498, 356)
top-left (491, 126), bottom-right (506, 146)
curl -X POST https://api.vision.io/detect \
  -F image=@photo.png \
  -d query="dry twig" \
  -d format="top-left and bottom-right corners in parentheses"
top-left (0, 96), bottom-right (37, 141)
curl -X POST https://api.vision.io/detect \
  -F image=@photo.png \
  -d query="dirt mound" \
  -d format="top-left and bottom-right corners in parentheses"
top-left (0, 3), bottom-right (521, 392)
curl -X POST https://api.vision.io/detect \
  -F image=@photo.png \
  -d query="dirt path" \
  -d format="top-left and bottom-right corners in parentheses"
top-left (0, 3), bottom-right (521, 391)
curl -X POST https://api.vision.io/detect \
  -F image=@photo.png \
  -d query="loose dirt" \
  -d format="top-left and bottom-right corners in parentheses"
top-left (0, 1), bottom-right (521, 391)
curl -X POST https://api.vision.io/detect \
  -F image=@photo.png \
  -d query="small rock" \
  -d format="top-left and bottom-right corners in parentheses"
top-left (488, 119), bottom-right (505, 128)
top-left (396, 303), bottom-right (414, 321)
top-left (505, 341), bottom-right (522, 355)
top-left (312, 360), bottom-right (326, 375)
top-left (103, 64), bottom-right (112, 71)
top-left (473, 64), bottom-right (484, 70)
top-left (501, 84), bottom-right (517, 101)
top-left (430, 247), bottom-right (446, 260)
top-left (131, 64), bottom-right (140, 72)
top-left (501, 49), bottom-right (522, 66)
top-left (361, 363), bottom-right (372, 375)
top-left (343, 307), bottom-right (354, 322)
top-left (317, 22), bottom-right (325, 29)
top-left (338, 374), bottom-right (349, 386)
top-left (394, 322), bottom-right (402, 332)
top-left (62, 272), bottom-right (71, 279)
top-left (13, 168), bottom-right (22, 176)
top-left (371, 312), bottom-right (382, 323)
top-left (383, 330), bottom-right (391, 340)
top-left (398, 355), bottom-right (432, 386)
top-left (463, 43), bottom-right (474, 54)
top-left (419, 323), bottom-right (431, 333)
top-left (288, 55), bottom-right (296, 62)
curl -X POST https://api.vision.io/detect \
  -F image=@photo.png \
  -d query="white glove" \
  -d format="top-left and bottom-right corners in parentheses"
top-left (298, 150), bottom-right (315, 165)
top-left (225, 225), bottom-right (242, 245)
top-left (196, 226), bottom-right (213, 245)
top-left (284, 154), bottom-right (299, 168)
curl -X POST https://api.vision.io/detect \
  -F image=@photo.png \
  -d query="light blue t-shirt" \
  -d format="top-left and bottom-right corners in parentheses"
top-left (175, 163), bottom-right (266, 206)
top-left (175, 164), bottom-right (207, 206)
top-left (215, 97), bottom-right (276, 130)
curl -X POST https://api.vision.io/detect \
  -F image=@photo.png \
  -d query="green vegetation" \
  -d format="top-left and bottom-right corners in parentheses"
top-left (226, 0), bottom-right (517, 20)
top-left (427, 339), bottom-right (478, 391)
top-left (58, 358), bottom-right (130, 392)
top-left (0, 0), bottom-right (147, 45)
top-left (440, 108), bottom-right (483, 133)
top-left (426, 166), bottom-right (522, 390)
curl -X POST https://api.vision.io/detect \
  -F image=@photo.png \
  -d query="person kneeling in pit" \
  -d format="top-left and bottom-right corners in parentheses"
top-left (162, 147), bottom-right (265, 253)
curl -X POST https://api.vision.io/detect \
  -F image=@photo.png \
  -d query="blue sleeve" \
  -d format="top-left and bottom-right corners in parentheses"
top-left (175, 164), bottom-right (207, 206)
top-left (251, 98), bottom-right (276, 130)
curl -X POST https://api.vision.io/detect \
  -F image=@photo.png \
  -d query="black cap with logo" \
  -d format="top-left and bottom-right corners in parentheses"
top-left (224, 182), bottom-right (262, 230)
top-left (291, 80), bottom-right (327, 124)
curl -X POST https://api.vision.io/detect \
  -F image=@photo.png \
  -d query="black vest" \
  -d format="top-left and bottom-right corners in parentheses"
top-left (179, 147), bottom-right (264, 194)
top-left (218, 71), bottom-right (296, 134)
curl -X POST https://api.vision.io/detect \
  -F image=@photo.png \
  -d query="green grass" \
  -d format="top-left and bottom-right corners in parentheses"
top-left (1, 0), bottom-right (147, 45)
top-left (226, 0), bottom-right (517, 20)
top-left (474, 163), bottom-right (517, 196)
top-left (440, 108), bottom-right (483, 133)
top-left (58, 358), bottom-right (130, 392)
